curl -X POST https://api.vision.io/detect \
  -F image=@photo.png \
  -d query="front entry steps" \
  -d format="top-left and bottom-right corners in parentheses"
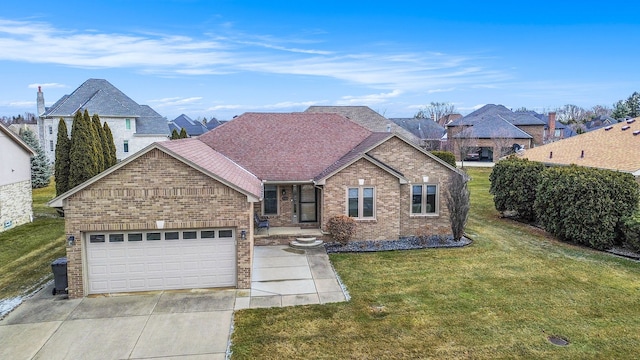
top-left (289, 237), bottom-right (324, 249)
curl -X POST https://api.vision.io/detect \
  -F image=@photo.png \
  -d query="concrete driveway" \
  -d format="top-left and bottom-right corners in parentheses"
top-left (0, 245), bottom-right (347, 360)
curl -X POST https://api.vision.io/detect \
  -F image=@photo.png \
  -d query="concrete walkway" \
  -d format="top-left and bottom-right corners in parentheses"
top-left (0, 246), bottom-right (347, 360)
top-left (238, 245), bottom-right (347, 309)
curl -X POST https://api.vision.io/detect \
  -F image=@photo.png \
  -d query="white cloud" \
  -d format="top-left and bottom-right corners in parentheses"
top-left (7, 101), bottom-right (34, 107)
top-left (337, 90), bottom-right (402, 105)
top-left (148, 97), bottom-right (203, 107)
top-left (0, 18), bottom-right (511, 95)
top-left (28, 83), bottom-right (65, 89)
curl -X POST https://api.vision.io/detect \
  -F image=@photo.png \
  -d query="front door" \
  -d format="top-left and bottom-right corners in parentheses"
top-left (299, 184), bottom-right (317, 222)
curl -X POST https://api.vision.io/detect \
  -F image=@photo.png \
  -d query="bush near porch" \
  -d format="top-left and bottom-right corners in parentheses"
top-left (231, 168), bottom-right (640, 359)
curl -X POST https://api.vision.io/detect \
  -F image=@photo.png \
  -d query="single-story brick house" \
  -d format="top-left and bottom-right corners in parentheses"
top-left (0, 123), bottom-right (36, 232)
top-left (49, 112), bottom-right (461, 298)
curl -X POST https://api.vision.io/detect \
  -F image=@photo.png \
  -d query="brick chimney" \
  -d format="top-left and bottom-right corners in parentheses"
top-left (548, 111), bottom-right (556, 138)
top-left (37, 86), bottom-right (45, 116)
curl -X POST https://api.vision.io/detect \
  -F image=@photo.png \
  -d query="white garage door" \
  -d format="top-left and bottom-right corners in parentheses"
top-left (86, 229), bottom-right (236, 294)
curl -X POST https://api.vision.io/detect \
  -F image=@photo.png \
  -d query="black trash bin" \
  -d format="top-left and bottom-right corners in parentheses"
top-left (51, 257), bottom-right (68, 295)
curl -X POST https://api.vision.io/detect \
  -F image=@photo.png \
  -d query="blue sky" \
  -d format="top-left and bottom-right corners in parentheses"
top-left (1, 0), bottom-right (639, 120)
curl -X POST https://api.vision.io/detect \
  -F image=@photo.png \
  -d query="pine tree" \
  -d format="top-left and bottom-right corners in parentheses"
top-left (170, 129), bottom-right (180, 140)
top-left (91, 114), bottom-right (106, 172)
top-left (54, 118), bottom-right (71, 194)
top-left (69, 110), bottom-right (97, 188)
top-left (103, 122), bottom-right (117, 166)
top-left (179, 128), bottom-right (188, 138)
top-left (20, 128), bottom-right (51, 188)
top-left (84, 110), bottom-right (100, 173)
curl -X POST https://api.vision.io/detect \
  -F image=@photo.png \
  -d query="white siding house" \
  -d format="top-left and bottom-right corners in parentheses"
top-left (37, 79), bottom-right (169, 163)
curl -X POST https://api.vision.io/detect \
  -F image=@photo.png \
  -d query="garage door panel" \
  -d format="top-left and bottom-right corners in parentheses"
top-left (86, 229), bottom-right (236, 294)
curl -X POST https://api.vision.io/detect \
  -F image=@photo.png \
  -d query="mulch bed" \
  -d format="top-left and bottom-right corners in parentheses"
top-left (325, 236), bottom-right (472, 253)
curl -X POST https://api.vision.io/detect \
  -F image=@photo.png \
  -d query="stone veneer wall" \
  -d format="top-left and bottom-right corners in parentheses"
top-left (367, 137), bottom-right (453, 237)
top-left (0, 180), bottom-right (33, 232)
top-left (63, 148), bottom-right (253, 298)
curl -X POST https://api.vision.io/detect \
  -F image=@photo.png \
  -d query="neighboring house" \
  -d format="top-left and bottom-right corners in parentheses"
top-left (0, 122), bottom-right (35, 232)
top-left (37, 79), bottom-right (170, 163)
top-left (49, 112), bottom-right (461, 298)
top-left (519, 117), bottom-right (640, 181)
top-left (205, 117), bottom-right (222, 131)
top-left (516, 110), bottom-right (570, 143)
top-left (388, 118), bottom-right (446, 150)
top-left (168, 114), bottom-right (209, 137)
top-left (446, 104), bottom-right (546, 162)
top-left (305, 106), bottom-right (422, 146)
top-left (585, 115), bottom-right (618, 132)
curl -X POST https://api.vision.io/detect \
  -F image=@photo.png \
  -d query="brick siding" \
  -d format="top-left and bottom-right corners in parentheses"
top-left (63, 148), bottom-right (253, 298)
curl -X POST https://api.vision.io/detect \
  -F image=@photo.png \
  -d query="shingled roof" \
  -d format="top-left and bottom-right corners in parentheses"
top-left (198, 112), bottom-right (373, 181)
top-left (41, 79), bottom-right (168, 135)
top-left (169, 114), bottom-right (209, 136)
top-left (388, 118), bottom-right (446, 140)
top-left (452, 117), bottom-right (533, 139)
top-left (449, 104), bottom-right (546, 127)
top-left (305, 106), bottom-right (421, 145)
top-left (520, 118), bottom-right (640, 176)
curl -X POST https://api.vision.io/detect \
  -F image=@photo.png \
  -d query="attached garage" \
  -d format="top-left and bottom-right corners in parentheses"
top-left (85, 229), bottom-right (236, 294)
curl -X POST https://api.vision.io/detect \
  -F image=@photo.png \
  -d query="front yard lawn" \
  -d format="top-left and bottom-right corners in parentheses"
top-left (0, 181), bottom-right (64, 301)
top-left (231, 168), bottom-right (640, 359)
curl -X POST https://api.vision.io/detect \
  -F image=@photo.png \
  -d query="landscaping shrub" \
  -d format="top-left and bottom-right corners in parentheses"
top-left (446, 172), bottom-right (470, 241)
top-left (534, 165), bottom-right (640, 250)
top-left (489, 156), bottom-right (544, 222)
top-left (431, 151), bottom-right (457, 167)
top-left (327, 215), bottom-right (357, 244)
top-left (622, 211), bottom-right (640, 252)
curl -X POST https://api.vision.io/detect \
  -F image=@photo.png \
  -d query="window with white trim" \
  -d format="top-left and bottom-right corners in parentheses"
top-left (125, 118), bottom-right (131, 130)
top-left (347, 187), bottom-right (375, 219)
top-left (411, 184), bottom-right (437, 215)
top-left (123, 140), bottom-right (129, 153)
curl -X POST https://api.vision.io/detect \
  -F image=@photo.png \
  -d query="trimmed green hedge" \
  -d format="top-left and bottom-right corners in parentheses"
top-left (534, 165), bottom-right (639, 250)
top-left (490, 158), bottom-right (640, 251)
top-left (431, 151), bottom-right (456, 167)
top-left (489, 156), bottom-right (544, 222)
top-left (622, 211), bottom-right (640, 252)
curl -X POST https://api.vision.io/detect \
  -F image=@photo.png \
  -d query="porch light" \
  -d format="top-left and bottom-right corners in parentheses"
top-left (67, 235), bottom-right (75, 247)
top-left (241, 230), bottom-right (247, 240)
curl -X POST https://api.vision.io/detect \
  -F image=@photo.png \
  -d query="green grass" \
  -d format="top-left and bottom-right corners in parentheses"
top-left (231, 168), bottom-right (640, 359)
top-left (0, 179), bottom-right (65, 300)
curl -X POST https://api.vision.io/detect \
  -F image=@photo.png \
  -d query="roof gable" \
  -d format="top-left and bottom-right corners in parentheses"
top-left (198, 112), bottom-right (372, 181)
top-left (42, 79), bottom-right (168, 135)
top-left (0, 123), bottom-right (36, 156)
top-left (169, 114), bottom-right (208, 136)
top-left (48, 140), bottom-right (262, 207)
top-left (450, 104), bottom-right (546, 127)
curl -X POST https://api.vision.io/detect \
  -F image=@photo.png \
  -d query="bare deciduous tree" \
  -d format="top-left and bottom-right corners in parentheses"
top-left (453, 126), bottom-right (478, 169)
top-left (556, 104), bottom-right (589, 124)
top-left (414, 102), bottom-right (456, 124)
top-left (446, 172), bottom-right (470, 241)
top-left (491, 129), bottom-right (515, 160)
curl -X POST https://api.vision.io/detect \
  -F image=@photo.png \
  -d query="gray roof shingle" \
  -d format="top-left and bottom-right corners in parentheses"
top-left (388, 118), bottom-right (445, 140)
top-left (42, 79), bottom-right (168, 135)
top-left (169, 114), bottom-right (209, 136)
top-left (305, 106), bottom-right (421, 145)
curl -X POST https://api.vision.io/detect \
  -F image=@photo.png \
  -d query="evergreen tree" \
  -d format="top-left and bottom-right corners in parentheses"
top-left (103, 122), bottom-right (117, 166)
top-left (20, 128), bottom-right (51, 188)
top-left (179, 128), bottom-right (188, 138)
top-left (84, 110), bottom-right (100, 173)
top-left (54, 118), bottom-right (71, 194)
top-left (69, 111), bottom-right (97, 188)
top-left (91, 114), bottom-right (106, 172)
top-left (170, 129), bottom-right (180, 140)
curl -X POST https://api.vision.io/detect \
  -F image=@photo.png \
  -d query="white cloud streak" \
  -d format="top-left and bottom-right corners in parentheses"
top-left (0, 19), bottom-right (510, 95)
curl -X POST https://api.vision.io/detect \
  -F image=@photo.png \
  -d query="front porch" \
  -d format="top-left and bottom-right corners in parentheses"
top-left (254, 226), bottom-right (328, 246)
